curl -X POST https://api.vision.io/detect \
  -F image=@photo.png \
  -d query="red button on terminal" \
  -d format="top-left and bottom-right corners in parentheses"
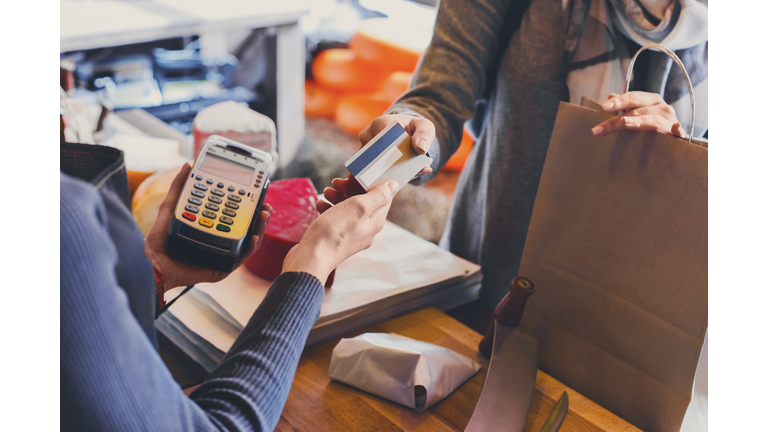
top-left (182, 212), bottom-right (196, 221)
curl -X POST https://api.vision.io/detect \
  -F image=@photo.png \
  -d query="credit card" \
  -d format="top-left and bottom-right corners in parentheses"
top-left (345, 121), bottom-right (432, 191)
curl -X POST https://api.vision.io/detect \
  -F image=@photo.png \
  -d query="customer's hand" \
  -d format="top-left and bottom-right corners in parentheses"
top-left (144, 163), bottom-right (271, 290)
top-left (591, 91), bottom-right (685, 138)
top-left (358, 114), bottom-right (435, 176)
top-left (282, 180), bottom-right (399, 283)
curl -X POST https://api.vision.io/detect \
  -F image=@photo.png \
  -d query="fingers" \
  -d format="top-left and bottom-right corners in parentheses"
top-left (318, 174), bottom-right (369, 213)
top-left (322, 187), bottom-right (349, 205)
top-left (255, 203), bottom-right (272, 244)
top-left (594, 91), bottom-right (683, 138)
top-left (252, 209), bottom-right (272, 251)
top-left (602, 91), bottom-right (664, 112)
top-left (591, 115), bottom-right (626, 137)
top-left (671, 122), bottom-right (685, 138)
top-left (416, 164), bottom-right (433, 176)
top-left (620, 115), bottom-right (679, 135)
top-left (331, 174), bottom-right (366, 197)
top-left (241, 204), bottom-right (272, 262)
top-left (593, 114), bottom-right (678, 137)
top-left (316, 199), bottom-right (332, 214)
top-left (623, 104), bottom-right (677, 122)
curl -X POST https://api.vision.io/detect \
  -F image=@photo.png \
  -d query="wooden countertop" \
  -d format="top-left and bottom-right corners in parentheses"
top-left (182, 307), bottom-right (640, 431)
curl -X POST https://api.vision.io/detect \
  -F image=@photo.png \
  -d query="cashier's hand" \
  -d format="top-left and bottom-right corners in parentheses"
top-left (282, 180), bottom-right (399, 283)
top-left (592, 91), bottom-right (685, 138)
top-left (144, 163), bottom-right (272, 291)
top-left (359, 114), bottom-right (435, 177)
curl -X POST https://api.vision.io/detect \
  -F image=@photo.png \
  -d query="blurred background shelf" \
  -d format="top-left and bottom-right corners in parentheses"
top-left (60, 0), bottom-right (464, 245)
top-left (61, 0), bottom-right (308, 169)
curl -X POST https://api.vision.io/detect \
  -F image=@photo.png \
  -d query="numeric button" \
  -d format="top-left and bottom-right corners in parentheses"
top-left (202, 210), bottom-right (217, 220)
top-left (225, 201), bottom-right (239, 210)
top-left (228, 194), bottom-right (242, 203)
top-left (194, 182), bottom-right (208, 191)
top-left (205, 203), bottom-right (220, 211)
top-left (208, 195), bottom-right (222, 204)
top-left (222, 208), bottom-right (236, 218)
top-left (191, 189), bottom-right (205, 198)
top-left (220, 216), bottom-right (234, 225)
top-left (184, 204), bottom-right (199, 214)
top-left (211, 188), bottom-right (225, 197)
top-left (188, 196), bottom-right (203, 206)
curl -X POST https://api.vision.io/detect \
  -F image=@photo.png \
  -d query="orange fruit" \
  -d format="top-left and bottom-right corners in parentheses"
top-left (304, 80), bottom-right (341, 119)
top-left (383, 71), bottom-right (413, 103)
top-left (335, 92), bottom-right (392, 137)
top-left (312, 48), bottom-right (389, 92)
top-left (349, 18), bottom-right (430, 72)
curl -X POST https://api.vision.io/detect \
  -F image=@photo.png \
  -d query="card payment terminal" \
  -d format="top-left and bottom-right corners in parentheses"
top-left (166, 134), bottom-right (271, 272)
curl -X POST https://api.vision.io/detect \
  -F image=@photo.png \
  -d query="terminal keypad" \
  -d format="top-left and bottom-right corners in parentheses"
top-left (184, 174), bottom-right (263, 232)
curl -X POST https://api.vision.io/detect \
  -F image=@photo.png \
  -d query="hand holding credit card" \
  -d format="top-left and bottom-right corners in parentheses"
top-left (345, 121), bottom-right (433, 192)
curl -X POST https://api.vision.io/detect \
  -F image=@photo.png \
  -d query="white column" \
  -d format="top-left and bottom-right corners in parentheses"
top-left (275, 22), bottom-right (305, 169)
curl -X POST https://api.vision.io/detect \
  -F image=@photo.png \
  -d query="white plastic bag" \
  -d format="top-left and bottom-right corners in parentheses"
top-left (328, 333), bottom-right (481, 412)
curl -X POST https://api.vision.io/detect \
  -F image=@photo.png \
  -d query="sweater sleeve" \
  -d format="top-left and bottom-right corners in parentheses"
top-left (388, 0), bottom-right (511, 183)
top-left (60, 175), bottom-right (324, 432)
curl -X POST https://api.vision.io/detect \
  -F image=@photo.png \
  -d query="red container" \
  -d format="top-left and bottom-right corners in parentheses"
top-left (245, 178), bottom-right (335, 287)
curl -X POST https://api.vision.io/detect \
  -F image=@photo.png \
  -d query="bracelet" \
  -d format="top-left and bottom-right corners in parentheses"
top-left (153, 265), bottom-right (166, 309)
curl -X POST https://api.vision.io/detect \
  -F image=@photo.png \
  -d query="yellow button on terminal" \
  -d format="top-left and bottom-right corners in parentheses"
top-left (199, 218), bottom-right (214, 228)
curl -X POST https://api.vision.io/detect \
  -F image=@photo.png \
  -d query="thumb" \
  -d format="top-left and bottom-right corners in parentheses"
top-left (408, 119), bottom-right (436, 155)
top-left (159, 163), bottom-right (192, 212)
top-left (357, 180), bottom-right (398, 216)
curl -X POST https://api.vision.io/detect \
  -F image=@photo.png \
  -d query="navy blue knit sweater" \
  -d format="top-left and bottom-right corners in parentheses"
top-left (60, 172), bottom-right (325, 431)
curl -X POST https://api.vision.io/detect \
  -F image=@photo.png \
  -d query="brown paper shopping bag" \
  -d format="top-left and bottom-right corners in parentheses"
top-left (518, 46), bottom-right (707, 432)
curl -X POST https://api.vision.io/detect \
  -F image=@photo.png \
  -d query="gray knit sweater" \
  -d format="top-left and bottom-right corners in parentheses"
top-left (391, 0), bottom-right (706, 307)
top-left (390, 0), bottom-right (569, 307)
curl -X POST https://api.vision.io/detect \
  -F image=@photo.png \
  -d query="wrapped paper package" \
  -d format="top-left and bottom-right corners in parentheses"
top-left (328, 333), bottom-right (481, 412)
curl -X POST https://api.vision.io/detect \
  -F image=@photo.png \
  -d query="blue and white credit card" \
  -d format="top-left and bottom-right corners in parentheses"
top-left (345, 121), bottom-right (432, 191)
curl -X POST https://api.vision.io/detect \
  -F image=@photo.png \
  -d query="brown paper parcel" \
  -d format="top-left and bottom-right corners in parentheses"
top-left (518, 101), bottom-right (707, 432)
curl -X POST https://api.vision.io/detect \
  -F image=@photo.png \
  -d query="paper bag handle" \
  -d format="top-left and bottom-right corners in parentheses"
top-left (624, 44), bottom-right (695, 143)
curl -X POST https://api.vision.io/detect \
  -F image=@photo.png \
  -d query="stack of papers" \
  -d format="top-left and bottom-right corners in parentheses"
top-left (157, 222), bottom-right (482, 372)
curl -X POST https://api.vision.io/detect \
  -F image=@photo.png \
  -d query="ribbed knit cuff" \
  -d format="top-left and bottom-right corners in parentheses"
top-left (190, 271), bottom-right (325, 430)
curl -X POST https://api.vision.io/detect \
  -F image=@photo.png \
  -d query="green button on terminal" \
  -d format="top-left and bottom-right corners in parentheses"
top-left (216, 224), bottom-right (231, 232)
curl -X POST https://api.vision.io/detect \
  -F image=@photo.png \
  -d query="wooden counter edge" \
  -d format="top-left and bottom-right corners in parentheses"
top-left (181, 306), bottom-right (640, 432)
top-left (420, 307), bottom-right (640, 432)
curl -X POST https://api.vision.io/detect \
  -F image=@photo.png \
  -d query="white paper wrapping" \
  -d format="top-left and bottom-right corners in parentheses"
top-left (158, 222), bottom-right (482, 372)
top-left (328, 333), bottom-right (481, 412)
